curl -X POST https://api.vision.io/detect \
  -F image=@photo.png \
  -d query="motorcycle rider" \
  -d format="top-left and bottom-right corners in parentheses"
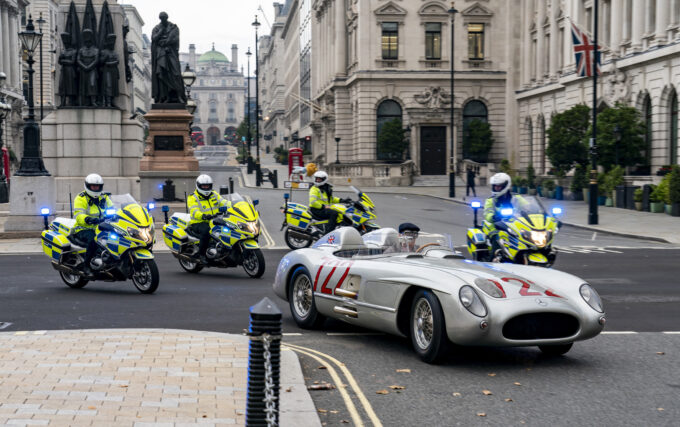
top-left (73, 173), bottom-right (114, 275)
top-left (187, 174), bottom-right (230, 264)
top-left (309, 171), bottom-right (350, 234)
top-left (484, 172), bottom-right (528, 261)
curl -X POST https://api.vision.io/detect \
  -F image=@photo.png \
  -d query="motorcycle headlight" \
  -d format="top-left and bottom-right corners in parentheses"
top-left (459, 285), bottom-right (487, 317)
top-left (128, 226), bottom-right (153, 244)
top-left (247, 220), bottom-right (259, 235)
top-left (580, 284), bottom-right (604, 313)
top-left (530, 231), bottom-right (548, 247)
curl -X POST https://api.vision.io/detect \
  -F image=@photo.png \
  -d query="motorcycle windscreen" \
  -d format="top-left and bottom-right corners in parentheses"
top-left (230, 201), bottom-right (258, 221)
top-left (118, 204), bottom-right (153, 228)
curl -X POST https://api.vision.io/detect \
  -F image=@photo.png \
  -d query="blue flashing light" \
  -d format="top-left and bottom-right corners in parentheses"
top-left (162, 205), bottom-right (170, 212)
top-left (40, 207), bottom-right (50, 216)
top-left (109, 234), bottom-right (118, 240)
top-left (106, 208), bottom-right (116, 216)
top-left (470, 201), bottom-right (482, 209)
top-left (552, 207), bottom-right (563, 215)
top-left (148, 202), bottom-right (156, 210)
top-left (500, 207), bottom-right (514, 217)
top-left (158, 184), bottom-right (163, 189)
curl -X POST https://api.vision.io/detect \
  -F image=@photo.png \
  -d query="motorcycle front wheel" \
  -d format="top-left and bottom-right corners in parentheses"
top-left (242, 248), bottom-right (265, 278)
top-left (132, 259), bottom-right (160, 294)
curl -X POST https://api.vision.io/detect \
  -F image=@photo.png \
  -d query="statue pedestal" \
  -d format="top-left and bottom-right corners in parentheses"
top-left (42, 108), bottom-right (144, 209)
top-left (4, 175), bottom-right (56, 231)
top-left (139, 105), bottom-right (199, 201)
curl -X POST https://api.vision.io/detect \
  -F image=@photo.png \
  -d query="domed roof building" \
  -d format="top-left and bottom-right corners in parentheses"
top-left (180, 43), bottom-right (246, 146)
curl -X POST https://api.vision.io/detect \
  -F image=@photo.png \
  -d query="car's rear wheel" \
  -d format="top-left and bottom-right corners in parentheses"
top-left (410, 289), bottom-right (449, 364)
top-left (289, 266), bottom-right (324, 329)
top-left (538, 343), bottom-right (573, 356)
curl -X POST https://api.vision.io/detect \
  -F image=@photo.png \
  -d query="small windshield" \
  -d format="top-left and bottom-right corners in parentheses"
top-left (362, 228), bottom-right (456, 255)
top-left (227, 192), bottom-right (246, 203)
top-left (109, 193), bottom-right (139, 210)
top-left (509, 195), bottom-right (547, 217)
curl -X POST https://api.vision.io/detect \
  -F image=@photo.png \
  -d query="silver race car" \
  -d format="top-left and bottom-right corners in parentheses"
top-left (273, 227), bottom-right (606, 363)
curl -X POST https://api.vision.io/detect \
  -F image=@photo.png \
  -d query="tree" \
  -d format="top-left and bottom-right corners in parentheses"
top-left (588, 103), bottom-right (646, 171)
top-left (546, 104), bottom-right (590, 177)
top-left (235, 117), bottom-right (255, 142)
top-left (377, 118), bottom-right (407, 161)
top-left (463, 119), bottom-right (494, 163)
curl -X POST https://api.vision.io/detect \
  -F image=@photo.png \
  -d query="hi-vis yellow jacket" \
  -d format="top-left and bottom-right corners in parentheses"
top-left (187, 190), bottom-right (230, 225)
top-left (309, 185), bottom-right (339, 210)
top-left (73, 191), bottom-right (114, 231)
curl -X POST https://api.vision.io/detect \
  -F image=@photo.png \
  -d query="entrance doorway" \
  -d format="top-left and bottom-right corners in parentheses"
top-left (420, 126), bottom-right (447, 175)
top-left (207, 126), bottom-right (220, 145)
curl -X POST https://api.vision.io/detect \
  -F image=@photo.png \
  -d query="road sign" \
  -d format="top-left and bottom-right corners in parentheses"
top-left (284, 181), bottom-right (311, 189)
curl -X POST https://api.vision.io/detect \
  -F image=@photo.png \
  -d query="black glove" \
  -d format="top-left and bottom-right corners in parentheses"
top-left (85, 216), bottom-right (103, 225)
top-left (340, 198), bottom-right (352, 204)
top-left (202, 213), bottom-right (216, 221)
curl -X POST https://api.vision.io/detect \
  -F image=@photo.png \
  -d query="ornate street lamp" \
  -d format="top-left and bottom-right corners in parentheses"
top-left (186, 98), bottom-right (197, 115)
top-left (0, 72), bottom-right (12, 202)
top-left (252, 15), bottom-right (261, 186)
top-left (245, 47), bottom-right (252, 160)
top-left (16, 16), bottom-right (49, 177)
top-left (36, 12), bottom-right (46, 121)
top-left (182, 63), bottom-right (196, 99)
top-left (448, 2), bottom-right (458, 198)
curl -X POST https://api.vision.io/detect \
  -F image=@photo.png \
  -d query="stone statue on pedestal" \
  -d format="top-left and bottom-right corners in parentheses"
top-left (151, 12), bottom-right (186, 104)
top-left (58, 32), bottom-right (78, 107)
top-left (100, 33), bottom-right (120, 108)
top-left (77, 29), bottom-right (99, 107)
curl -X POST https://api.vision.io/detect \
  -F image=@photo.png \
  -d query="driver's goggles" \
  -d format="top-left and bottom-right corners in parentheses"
top-left (402, 231), bottom-right (419, 239)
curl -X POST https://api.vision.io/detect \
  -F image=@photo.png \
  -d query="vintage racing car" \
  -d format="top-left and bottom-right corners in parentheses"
top-left (273, 227), bottom-right (606, 363)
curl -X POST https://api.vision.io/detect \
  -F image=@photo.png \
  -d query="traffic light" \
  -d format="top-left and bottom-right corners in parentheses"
top-left (304, 136), bottom-right (311, 142)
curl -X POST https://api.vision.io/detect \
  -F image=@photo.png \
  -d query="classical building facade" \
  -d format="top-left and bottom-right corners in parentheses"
top-left (26, 0), bottom-right (59, 120)
top-left (180, 44), bottom-right (246, 145)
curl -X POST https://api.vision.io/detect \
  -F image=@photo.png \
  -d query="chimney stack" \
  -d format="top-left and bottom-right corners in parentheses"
top-left (231, 44), bottom-right (238, 72)
top-left (189, 44), bottom-right (196, 69)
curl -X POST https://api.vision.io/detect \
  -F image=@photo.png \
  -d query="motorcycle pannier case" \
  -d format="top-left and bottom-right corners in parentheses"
top-left (467, 228), bottom-right (487, 253)
top-left (285, 202), bottom-right (312, 230)
top-left (162, 224), bottom-right (188, 250)
top-left (41, 230), bottom-right (72, 262)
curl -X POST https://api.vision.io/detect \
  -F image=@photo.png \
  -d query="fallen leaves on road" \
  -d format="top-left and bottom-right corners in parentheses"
top-left (341, 420), bottom-right (350, 424)
top-left (477, 412), bottom-right (486, 417)
top-left (452, 392), bottom-right (462, 397)
top-left (505, 398), bottom-right (513, 402)
top-left (514, 382), bottom-right (522, 386)
top-left (285, 387), bottom-right (292, 392)
top-left (308, 382), bottom-right (336, 391)
top-left (488, 373), bottom-right (497, 377)
top-left (396, 368), bottom-right (411, 373)
top-left (656, 352), bottom-right (665, 355)
top-left (658, 408), bottom-right (664, 411)
top-left (318, 409), bottom-right (328, 414)
top-left (330, 410), bottom-right (339, 414)
top-left (87, 406), bottom-right (96, 410)
top-left (389, 385), bottom-right (406, 390)
top-left (318, 365), bottom-right (328, 370)
top-left (119, 385), bottom-right (128, 388)
top-left (482, 390), bottom-right (493, 395)
top-left (376, 389), bottom-right (389, 395)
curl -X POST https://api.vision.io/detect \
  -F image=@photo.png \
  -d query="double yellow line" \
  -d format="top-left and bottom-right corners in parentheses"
top-left (283, 342), bottom-right (382, 427)
top-left (244, 195), bottom-right (275, 248)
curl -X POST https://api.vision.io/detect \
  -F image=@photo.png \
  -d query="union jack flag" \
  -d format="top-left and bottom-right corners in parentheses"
top-left (571, 21), bottom-right (601, 77)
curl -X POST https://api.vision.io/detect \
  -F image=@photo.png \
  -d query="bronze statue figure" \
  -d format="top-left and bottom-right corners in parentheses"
top-left (122, 19), bottom-right (133, 84)
top-left (78, 29), bottom-right (99, 106)
top-left (151, 12), bottom-right (186, 104)
top-left (58, 33), bottom-right (78, 107)
top-left (100, 33), bottom-right (119, 108)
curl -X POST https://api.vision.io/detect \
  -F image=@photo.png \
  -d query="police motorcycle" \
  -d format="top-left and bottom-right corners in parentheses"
top-left (162, 193), bottom-right (265, 278)
top-left (466, 195), bottom-right (562, 267)
top-left (40, 194), bottom-right (159, 294)
top-left (281, 185), bottom-right (379, 250)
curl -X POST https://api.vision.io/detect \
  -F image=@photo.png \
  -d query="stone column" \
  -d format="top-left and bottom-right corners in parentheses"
top-left (0, 4), bottom-right (4, 75)
top-left (536, 0), bottom-right (545, 81)
top-left (610, 0), bottom-right (622, 54)
top-left (631, 0), bottom-right (644, 50)
top-left (655, 0), bottom-right (669, 43)
top-left (1, 6), bottom-right (10, 86)
top-left (549, 2), bottom-right (558, 79)
top-left (335, 0), bottom-right (346, 76)
top-left (522, 0), bottom-right (531, 86)
top-left (8, 7), bottom-right (20, 90)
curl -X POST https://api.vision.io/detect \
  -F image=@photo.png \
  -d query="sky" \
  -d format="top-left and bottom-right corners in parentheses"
top-left (119, 0), bottom-right (274, 76)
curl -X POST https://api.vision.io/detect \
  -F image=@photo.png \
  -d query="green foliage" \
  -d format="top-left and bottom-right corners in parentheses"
top-left (276, 148), bottom-right (289, 165)
top-left (235, 118), bottom-right (255, 142)
top-left (546, 105), bottom-right (590, 177)
top-left (516, 177), bottom-right (528, 188)
top-left (570, 164), bottom-right (588, 192)
top-left (499, 159), bottom-right (513, 175)
top-left (542, 179), bottom-right (556, 192)
top-left (601, 165), bottom-right (625, 197)
top-left (648, 184), bottom-right (661, 203)
top-left (588, 103), bottom-right (646, 171)
top-left (651, 178), bottom-right (670, 204)
top-left (668, 165), bottom-right (680, 204)
top-left (235, 146), bottom-right (249, 163)
top-left (377, 118), bottom-right (407, 161)
top-left (526, 164), bottom-right (536, 189)
top-left (463, 119), bottom-right (494, 163)
top-left (634, 188), bottom-right (643, 203)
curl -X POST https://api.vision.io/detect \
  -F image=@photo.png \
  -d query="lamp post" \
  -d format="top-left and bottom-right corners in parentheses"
top-left (245, 47), bottom-right (252, 160)
top-left (16, 16), bottom-right (49, 177)
top-left (252, 15), bottom-right (261, 186)
top-left (613, 124), bottom-right (622, 166)
top-left (36, 13), bottom-right (45, 121)
top-left (182, 63), bottom-right (197, 100)
top-left (335, 137), bottom-right (340, 164)
top-left (588, 0), bottom-right (599, 225)
top-left (448, 2), bottom-right (458, 198)
top-left (0, 72), bottom-right (11, 202)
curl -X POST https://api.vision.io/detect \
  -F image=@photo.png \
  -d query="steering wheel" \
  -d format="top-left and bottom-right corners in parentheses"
top-left (415, 243), bottom-right (440, 253)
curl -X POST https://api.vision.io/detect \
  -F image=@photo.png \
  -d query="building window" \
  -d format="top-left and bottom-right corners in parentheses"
top-left (376, 100), bottom-right (403, 161)
top-left (381, 22), bottom-right (398, 60)
top-left (467, 23), bottom-right (484, 60)
top-left (425, 23), bottom-right (442, 60)
top-left (222, 79), bottom-right (226, 85)
top-left (462, 100), bottom-right (489, 161)
top-left (671, 90), bottom-right (678, 165)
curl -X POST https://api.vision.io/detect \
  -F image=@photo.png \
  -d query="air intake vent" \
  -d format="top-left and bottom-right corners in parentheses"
top-left (503, 313), bottom-right (579, 340)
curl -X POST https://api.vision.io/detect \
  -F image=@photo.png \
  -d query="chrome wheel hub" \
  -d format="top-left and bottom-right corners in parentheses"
top-left (293, 275), bottom-right (313, 319)
top-left (413, 298), bottom-right (434, 350)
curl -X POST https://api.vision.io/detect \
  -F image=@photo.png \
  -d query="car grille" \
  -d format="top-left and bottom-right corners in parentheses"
top-left (502, 313), bottom-right (580, 340)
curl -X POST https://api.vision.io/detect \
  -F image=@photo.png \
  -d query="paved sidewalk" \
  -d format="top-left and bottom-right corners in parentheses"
top-left (0, 329), bottom-right (320, 427)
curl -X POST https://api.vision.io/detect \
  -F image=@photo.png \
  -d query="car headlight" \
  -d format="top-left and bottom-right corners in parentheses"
top-left (580, 284), bottom-right (604, 313)
top-left (459, 285), bottom-right (487, 317)
top-left (474, 278), bottom-right (506, 298)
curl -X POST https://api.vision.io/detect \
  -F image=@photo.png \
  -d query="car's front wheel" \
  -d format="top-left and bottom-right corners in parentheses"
top-left (538, 343), bottom-right (573, 356)
top-left (289, 266), bottom-right (324, 329)
top-left (410, 289), bottom-right (449, 364)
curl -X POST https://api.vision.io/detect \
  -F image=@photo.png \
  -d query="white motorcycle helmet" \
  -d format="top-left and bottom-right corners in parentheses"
top-left (84, 173), bottom-right (104, 198)
top-left (313, 171), bottom-right (329, 187)
top-left (490, 172), bottom-right (511, 199)
top-left (196, 174), bottom-right (214, 196)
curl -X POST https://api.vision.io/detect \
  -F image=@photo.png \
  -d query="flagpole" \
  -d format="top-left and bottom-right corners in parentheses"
top-left (588, 0), bottom-right (599, 225)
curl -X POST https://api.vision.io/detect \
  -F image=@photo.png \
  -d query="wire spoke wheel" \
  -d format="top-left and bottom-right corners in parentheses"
top-left (413, 298), bottom-right (434, 350)
top-left (292, 274), bottom-right (313, 319)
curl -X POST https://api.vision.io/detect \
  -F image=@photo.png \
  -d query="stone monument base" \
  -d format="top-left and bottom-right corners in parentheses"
top-left (4, 175), bottom-right (56, 231)
top-left (139, 170), bottom-right (199, 202)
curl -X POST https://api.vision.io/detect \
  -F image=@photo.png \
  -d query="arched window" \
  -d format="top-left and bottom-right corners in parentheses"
top-left (462, 100), bottom-right (488, 161)
top-left (671, 90), bottom-right (678, 165)
top-left (376, 100), bottom-right (403, 160)
top-left (643, 94), bottom-right (652, 172)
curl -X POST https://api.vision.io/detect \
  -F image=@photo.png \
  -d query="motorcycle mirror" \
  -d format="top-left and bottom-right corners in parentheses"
top-left (162, 205), bottom-right (170, 212)
top-left (470, 201), bottom-right (482, 209)
top-left (219, 206), bottom-right (228, 213)
top-left (284, 193), bottom-right (290, 200)
top-left (253, 199), bottom-right (259, 206)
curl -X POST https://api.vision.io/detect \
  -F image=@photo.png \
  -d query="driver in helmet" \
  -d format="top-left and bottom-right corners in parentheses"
top-left (187, 174), bottom-right (230, 264)
top-left (309, 171), bottom-right (349, 234)
top-left (73, 173), bottom-right (114, 275)
top-left (484, 173), bottom-right (527, 260)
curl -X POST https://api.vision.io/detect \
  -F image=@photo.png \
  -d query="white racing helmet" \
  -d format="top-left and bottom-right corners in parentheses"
top-left (313, 171), bottom-right (329, 187)
top-left (84, 173), bottom-right (104, 198)
top-left (490, 172), bottom-right (511, 199)
top-left (196, 174), bottom-right (213, 196)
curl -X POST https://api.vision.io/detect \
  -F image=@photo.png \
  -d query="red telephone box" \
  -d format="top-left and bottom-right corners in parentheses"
top-left (1, 147), bottom-right (9, 183)
top-left (288, 147), bottom-right (304, 176)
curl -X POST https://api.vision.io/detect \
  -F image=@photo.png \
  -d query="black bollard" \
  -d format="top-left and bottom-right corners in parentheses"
top-left (229, 177), bottom-right (234, 194)
top-left (246, 297), bottom-right (282, 426)
top-left (247, 156), bottom-right (254, 174)
top-left (256, 169), bottom-right (262, 187)
top-left (272, 170), bottom-right (278, 189)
